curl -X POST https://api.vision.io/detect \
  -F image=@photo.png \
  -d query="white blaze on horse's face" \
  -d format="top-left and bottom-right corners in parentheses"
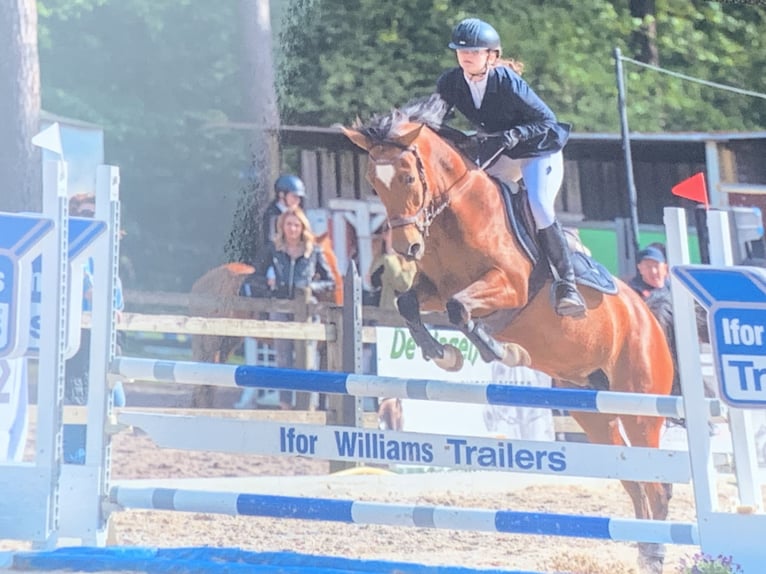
top-left (375, 164), bottom-right (396, 189)
top-left (361, 139), bottom-right (428, 261)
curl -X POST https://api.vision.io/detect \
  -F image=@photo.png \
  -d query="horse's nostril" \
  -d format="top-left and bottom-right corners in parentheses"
top-left (408, 243), bottom-right (422, 258)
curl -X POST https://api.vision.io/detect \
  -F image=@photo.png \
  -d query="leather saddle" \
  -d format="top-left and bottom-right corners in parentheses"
top-left (495, 178), bottom-right (618, 298)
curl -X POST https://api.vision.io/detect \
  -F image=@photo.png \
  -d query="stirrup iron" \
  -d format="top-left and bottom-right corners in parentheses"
top-left (550, 279), bottom-right (586, 317)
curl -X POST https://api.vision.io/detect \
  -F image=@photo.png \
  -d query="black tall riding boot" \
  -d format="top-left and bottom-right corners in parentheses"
top-left (538, 221), bottom-right (587, 317)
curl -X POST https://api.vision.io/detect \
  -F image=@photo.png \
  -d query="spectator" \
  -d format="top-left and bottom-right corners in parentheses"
top-left (647, 241), bottom-right (667, 259)
top-left (262, 174), bottom-right (306, 247)
top-left (628, 245), bottom-right (669, 300)
top-left (236, 207), bottom-right (335, 410)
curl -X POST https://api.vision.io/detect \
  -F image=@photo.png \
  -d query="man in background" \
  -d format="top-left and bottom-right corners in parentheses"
top-left (628, 245), bottom-right (669, 300)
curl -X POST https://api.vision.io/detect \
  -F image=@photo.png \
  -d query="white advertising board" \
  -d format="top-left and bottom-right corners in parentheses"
top-left (375, 326), bottom-right (554, 441)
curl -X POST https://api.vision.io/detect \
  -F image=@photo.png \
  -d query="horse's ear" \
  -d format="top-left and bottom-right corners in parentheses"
top-left (395, 124), bottom-right (424, 148)
top-left (341, 126), bottom-right (372, 151)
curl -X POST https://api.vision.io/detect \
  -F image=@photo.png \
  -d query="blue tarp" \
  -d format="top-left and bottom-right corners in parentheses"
top-left (7, 546), bottom-right (540, 574)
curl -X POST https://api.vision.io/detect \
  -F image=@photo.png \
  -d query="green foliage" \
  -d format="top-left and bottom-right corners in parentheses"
top-left (278, 0), bottom-right (766, 132)
top-left (676, 552), bottom-right (743, 573)
top-left (36, 0), bottom-right (766, 290)
top-left (38, 0), bottom-right (248, 290)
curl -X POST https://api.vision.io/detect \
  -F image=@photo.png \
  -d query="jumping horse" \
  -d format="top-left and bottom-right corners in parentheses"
top-left (343, 94), bottom-right (675, 574)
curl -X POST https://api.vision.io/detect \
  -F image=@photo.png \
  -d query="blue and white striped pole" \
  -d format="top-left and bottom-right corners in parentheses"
top-left (112, 357), bottom-right (720, 419)
top-left (109, 486), bottom-right (698, 546)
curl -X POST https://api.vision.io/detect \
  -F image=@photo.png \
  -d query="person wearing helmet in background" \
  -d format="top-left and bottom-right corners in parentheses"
top-left (263, 174), bottom-right (306, 246)
top-left (436, 18), bottom-right (585, 318)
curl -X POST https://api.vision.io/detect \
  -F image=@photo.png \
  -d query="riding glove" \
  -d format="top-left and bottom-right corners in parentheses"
top-left (503, 129), bottom-right (522, 150)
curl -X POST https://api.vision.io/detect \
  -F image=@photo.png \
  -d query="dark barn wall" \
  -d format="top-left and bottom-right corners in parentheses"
top-left (572, 158), bottom-right (705, 224)
top-left (727, 140), bottom-right (766, 218)
top-left (282, 128), bottom-right (763, 227)
top-left (562, 139), bottom-right (706, 225)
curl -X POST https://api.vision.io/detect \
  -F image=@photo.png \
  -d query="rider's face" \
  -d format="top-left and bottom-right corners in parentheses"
top-left (284, 192), bottom-right (302, 208)
top-left (456, 49), bottom-right (492, 79)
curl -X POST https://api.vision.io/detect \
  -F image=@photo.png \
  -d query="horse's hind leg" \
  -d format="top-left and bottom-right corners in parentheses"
top-left (569, 410), bottom-right (667, 574)
top-left (619, 414), bottom-right (671, 574)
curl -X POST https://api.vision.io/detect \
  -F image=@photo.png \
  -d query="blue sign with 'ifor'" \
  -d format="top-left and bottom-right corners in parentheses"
top-left (674, 265), bottom-right (766, 408)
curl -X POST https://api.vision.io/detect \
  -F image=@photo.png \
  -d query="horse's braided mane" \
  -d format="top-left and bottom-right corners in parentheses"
top-left (354, 94), bottom-right (449, 142)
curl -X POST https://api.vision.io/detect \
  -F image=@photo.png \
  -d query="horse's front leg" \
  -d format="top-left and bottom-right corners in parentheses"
top-left (396, 280), bottom-right (464, 372)
top-left (446, 268), bottom-right (531, 367)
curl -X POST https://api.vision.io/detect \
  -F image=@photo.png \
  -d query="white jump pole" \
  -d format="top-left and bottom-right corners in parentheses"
top-left (664, 207), bottom-right (718, 516)
top-left (706, 209), bottom-right (762, 512)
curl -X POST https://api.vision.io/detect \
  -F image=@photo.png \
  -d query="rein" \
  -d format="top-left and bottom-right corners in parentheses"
top-left (385, 142), bottom-right (470, 237)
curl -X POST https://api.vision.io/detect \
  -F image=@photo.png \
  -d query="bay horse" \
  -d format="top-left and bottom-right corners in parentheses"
top-left (188, 233), bottom-right (344, 408)
top-left (343, 95), bottom-right (674, 574)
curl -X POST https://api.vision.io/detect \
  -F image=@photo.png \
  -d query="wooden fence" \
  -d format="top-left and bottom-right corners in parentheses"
top-left (119, 272), bottom-right (583, 443)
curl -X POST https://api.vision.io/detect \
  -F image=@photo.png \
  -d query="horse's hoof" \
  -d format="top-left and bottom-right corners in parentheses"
top-left (501, 343), bottom-right (531, 367)
top-left (433, 344), bottom-right (464, 372)
top-left (637, 543), bottom-right (665, 574)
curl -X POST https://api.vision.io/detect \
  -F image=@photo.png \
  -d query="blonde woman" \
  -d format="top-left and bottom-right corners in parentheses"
top-left (261, 207), bottom-right (335, 300)
top-left (236, 207), bottom-right (335, 410)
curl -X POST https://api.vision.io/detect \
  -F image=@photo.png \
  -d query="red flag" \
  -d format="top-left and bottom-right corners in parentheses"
top-left (672, 172), bottom-right (708, 208)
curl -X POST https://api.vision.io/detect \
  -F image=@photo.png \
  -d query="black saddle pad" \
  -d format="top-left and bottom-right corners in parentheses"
top-left (572, 251), bottom-right (618, 294)
top-left (496, 176), bottom-right (617, 296)
top-left (497, 179), bottom-right (539, 263)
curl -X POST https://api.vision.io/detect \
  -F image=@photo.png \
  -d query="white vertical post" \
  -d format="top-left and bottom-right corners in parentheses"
top-left (34, 160), bottom-right (69, 548)
top-left (87, 165), bottom-right (121, 543)
top-left (706, 210), bottom-right (763, 512)
top-left (350, 203), bottom-right (374, 292)
top-left (238, 337), bottom-right (260, 406)
top-left (664, 207), bottom-right (718, 520)
top-left (332, 210), bottom-right (349, 281)
top-left (58, 166), bottom-right (120, 543)
top-left (704, 141), bottom-right (726, 211)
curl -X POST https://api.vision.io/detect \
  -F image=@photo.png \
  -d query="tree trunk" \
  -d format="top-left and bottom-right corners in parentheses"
top-left (0, 0), bottom-right (41, 212)
top-left (219, 0), bottom-right (282, 406)
top-left (629, 0), bottom-right (659, 65)
top-left (226, 0), bottom-right (281, 264)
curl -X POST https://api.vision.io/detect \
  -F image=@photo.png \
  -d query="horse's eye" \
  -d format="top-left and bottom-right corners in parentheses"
top-left (401, 174), bottom-right (416, 185)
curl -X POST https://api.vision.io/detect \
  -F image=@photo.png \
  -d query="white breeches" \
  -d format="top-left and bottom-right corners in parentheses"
top-left (486, 151), bottom-right (564, 230)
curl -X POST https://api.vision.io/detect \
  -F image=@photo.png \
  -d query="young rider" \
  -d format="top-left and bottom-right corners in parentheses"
top-left (436, 18), bottom-right (586, 317)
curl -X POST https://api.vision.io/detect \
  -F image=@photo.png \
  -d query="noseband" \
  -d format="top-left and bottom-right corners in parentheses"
top-left (383, 143), bottom-right (467, 238)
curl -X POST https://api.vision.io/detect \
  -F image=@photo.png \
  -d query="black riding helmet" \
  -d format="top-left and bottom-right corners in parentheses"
top-left (448, 18), bottom-right (501, 52)
top-left (274, 174), bottom-right (306, 197)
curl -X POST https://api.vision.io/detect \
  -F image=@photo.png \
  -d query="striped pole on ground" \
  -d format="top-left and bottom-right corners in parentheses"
top-left (109, 486), bottom-right (699, 546)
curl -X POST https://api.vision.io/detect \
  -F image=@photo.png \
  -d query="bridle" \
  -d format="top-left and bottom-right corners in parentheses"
top-left (380, 141), bottom-right (470, 238)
